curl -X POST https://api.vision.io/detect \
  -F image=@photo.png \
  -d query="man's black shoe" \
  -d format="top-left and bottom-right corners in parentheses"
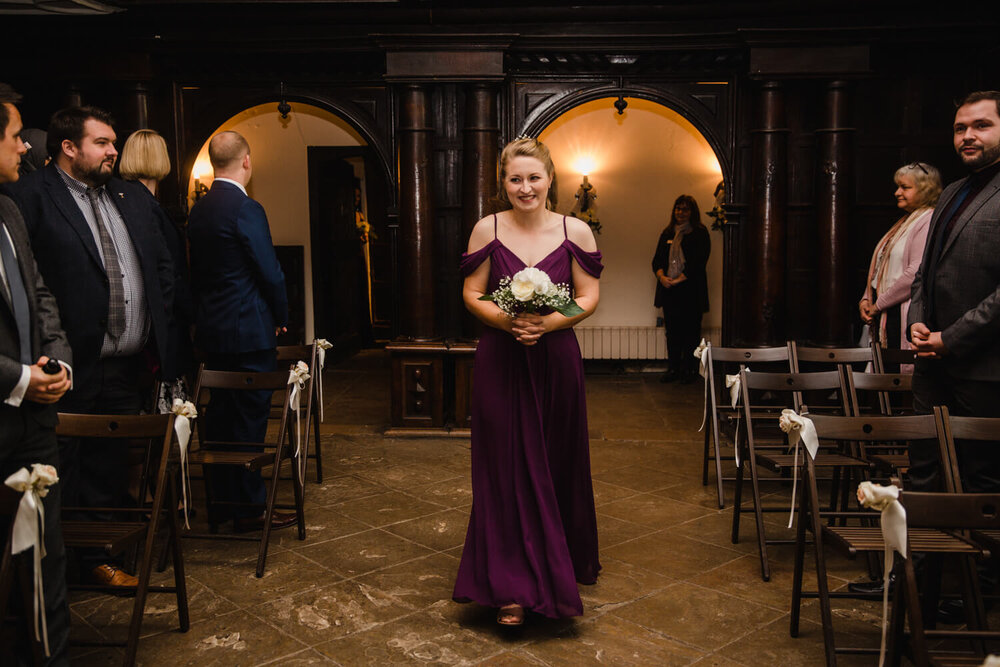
top-left (937, 599), bottom-right (966, 625)
top-left (848, 571), bottom-right (896, 596)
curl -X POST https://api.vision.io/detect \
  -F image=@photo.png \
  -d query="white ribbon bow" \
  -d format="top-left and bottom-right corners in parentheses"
top-left (778, 409), bottom-right (819, 528)
top-left (857, 481), bottom-right (906, 667)
top-left (171, 399), bottom-right (197, 529)
top-left (695, 340), bottom-right (710, 433)
top-left (726, 371), bottom-right (747, 466)
top-left (5, 464), bottom-right (59, 657)
top-left (314, 339), bottom-right (332, 422)
top-left (288, 361), bottom-right (311, 460)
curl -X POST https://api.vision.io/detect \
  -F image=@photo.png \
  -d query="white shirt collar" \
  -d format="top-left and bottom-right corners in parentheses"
top-left (213, 177), bottom-right (247, 196)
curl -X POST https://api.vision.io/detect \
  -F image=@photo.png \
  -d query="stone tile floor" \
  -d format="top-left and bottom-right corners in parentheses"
top-left (70, 350), bottom-right (902, 665)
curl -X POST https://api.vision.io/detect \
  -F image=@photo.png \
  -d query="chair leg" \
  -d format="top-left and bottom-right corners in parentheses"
top-left (312, 397), bottom-right (323, 484)
top-left (256, 449), bottom-right (285, 578)
top-left (806, 467), bottom-right (837, 666)
top-left (789, 481), bottom-right (809, 637)
top-left (166, 476), bottom-right (190, 632)
top-left (731, 453), bottom-right (744, 544)
top-left (712, 418), bottom-right (725, 510)
top-left (747, 453), bottom-right (771, 582)
top-left (292, 450), bottom-right (306, 542)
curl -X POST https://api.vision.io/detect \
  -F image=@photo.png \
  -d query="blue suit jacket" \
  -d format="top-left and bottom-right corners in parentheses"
top-left (9, 164), bottom-right (175, 388)
top-left (187, 180), bottom-right (287, 354)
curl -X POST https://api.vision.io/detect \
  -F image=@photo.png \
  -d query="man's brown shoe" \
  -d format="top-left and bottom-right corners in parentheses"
top-left (91, 564), bottom-right (138, 588)
top-left (234, 511), bottom-right (298, 533)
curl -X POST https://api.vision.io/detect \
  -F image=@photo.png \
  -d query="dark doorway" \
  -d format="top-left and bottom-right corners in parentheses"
top-left (308, 146), bottom-right (391, 357)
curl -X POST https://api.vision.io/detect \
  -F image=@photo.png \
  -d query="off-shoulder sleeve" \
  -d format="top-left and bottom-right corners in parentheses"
top-left (459, 239), bottom-right (498, 277)
top-left (566, 241), bottom-right (604, 278)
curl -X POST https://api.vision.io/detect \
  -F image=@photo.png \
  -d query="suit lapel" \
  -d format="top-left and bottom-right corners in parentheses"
top-left (939, 171), bottom-right (1000, 260)
top-left (44, 165), bottom-right (105, 272)
top-left (0, 205), bottom-right (37, 348)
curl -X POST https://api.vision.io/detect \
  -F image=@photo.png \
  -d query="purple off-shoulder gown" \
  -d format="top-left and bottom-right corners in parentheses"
top-left (453, 217), bottom-right (603, 619)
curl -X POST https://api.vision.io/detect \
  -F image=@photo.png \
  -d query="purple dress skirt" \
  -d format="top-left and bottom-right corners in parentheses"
top-left (453, 228), bottom-right (604, 619)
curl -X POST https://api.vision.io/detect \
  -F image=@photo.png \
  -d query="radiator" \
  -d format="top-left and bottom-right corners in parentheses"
top-left (575, 326), bottom-right (721, 360)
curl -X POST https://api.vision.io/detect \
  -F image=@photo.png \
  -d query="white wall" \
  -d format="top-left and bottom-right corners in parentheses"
top-left (187, 103), bottom-right (366, 341)
top-left (539, 97), bottom-right (724, 339)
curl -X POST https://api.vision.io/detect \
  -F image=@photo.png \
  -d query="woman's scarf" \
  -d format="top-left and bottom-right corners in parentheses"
top-left (865, 206), bottom-right (928, 345)
top-left (667, 222), bottom-right (692, 279)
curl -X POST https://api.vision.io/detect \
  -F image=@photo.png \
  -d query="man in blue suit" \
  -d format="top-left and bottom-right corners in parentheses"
top-left (187, 130), bottom-right (293, 532)
top-left (12, 106), bottom-right (175, 588)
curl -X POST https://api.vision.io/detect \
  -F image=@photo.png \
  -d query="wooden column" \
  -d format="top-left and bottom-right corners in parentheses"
top-left (460, 83), bottom-right (498, 340)
top-left (65, 85), bottom-right (83, 108)
top-left (815, 81), bottom-right (854, 346)
top-left (397, 84), bottom-right (436, 341)
top-left (747, 81), bottom-right (789, 345)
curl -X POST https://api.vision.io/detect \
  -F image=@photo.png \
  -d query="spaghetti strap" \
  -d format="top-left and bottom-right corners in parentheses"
top-left (493, 213), bottom-right (498, 239)
top-left (562, 215), bottom-right (568, 239)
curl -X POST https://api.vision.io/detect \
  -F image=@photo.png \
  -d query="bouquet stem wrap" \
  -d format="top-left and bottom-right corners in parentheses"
top-left (857, 481), bottom-right (906, 667)
top-left (777, 409), bottom-right (819, 528)
top-left (5, 464), bottom-right (59, 657)
top-left (171, 399), bottom-right (198, 529)
top-left (314, 338), bottom-right (332, 422)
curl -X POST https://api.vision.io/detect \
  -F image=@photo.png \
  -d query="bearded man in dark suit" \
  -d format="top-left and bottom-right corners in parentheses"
top-left (0, 82), bottom-right (72, 666)
top-left (908, 90), bottom-right (1000, 495)
top-left (10, 105), bottom-right (175, 588)
top-left (187, 130), bottom-right (294, 532)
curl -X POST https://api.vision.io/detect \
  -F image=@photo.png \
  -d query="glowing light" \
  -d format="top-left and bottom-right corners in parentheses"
top-left (191, 157), bottom-right (212, 182)
top-left (574, 155), bottom-right (596, 176)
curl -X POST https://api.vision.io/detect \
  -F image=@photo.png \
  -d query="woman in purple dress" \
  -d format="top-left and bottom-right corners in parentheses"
top-left (453, 137), bottom-right (603, 626)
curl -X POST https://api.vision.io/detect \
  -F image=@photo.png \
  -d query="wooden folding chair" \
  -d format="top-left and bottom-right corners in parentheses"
top-left (789, 412), bottom-right (950, 665)
top-left (57, 413), bottom-right (189, 667)
top-left (185, 364), bottom-right (306, 577)
top-left (731, 368), bottom-right (869, 581)
top-left (701, 343), bottom-right (793, 509)
top-left (891, 490), bottom-right (1000, 667)
top-left (277, 344), bottom-right (323, 484)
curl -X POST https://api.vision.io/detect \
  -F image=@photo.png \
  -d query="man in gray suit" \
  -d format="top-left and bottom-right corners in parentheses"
top-left (908, 90), bottom-right (1000, 495)
top-left (0, 83), bottom-right (72, 665)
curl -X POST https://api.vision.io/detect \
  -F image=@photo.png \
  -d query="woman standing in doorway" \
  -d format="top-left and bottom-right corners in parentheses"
top-left (453, 137), bottom-right (602, 626)
top-left (652, 194), bottom-right (711, 383)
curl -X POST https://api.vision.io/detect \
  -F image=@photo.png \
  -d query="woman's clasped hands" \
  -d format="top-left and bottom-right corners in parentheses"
top-left (511, 313), bottom-right (548, 346)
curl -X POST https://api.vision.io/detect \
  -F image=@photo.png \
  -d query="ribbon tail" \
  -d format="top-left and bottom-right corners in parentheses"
top-left (734, 413), bottom-right (741, 467)
top-left (788, 440), bottom-right (800, 529)
top-left (317, 370), bottom-right (325, 423)
top-left (698, 374), bottom-right (708, 433)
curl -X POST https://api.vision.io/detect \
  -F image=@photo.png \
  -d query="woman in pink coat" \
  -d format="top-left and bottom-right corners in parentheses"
top-left (859, 162), bottom-right (943, 371)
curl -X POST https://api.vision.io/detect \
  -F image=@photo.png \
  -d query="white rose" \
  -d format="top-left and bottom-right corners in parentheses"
top-left (29, 463), bottom-right (59, 496)
top-left (777, 408), bottom-right (799, 434)
top-left (856, 481), bottom-right (898, 511)
top-left (510, 268), bottom-right (540, 302)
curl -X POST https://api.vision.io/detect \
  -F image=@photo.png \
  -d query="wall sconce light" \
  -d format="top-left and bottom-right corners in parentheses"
top-left (570, 170), bottom-right (602, 235)
top-left (277, 81), bottom-right (291, 119)
top-left (191, 160), bottom-right (211, 201)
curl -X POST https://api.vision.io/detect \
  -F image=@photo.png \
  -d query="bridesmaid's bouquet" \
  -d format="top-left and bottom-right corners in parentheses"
top-left (480, 267), bottom-right (584, 318)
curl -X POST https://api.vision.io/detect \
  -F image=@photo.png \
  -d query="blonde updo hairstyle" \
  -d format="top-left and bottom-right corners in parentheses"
top-left (894, 162), bottom-right (943, 209)
top-left (497, 137), bottom-right (558, 210)
top-left (119, 129), bottom-right (171, 182)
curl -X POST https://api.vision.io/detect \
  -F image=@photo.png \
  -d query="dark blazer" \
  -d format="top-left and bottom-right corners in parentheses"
top-left (187, 180), bottom-right (287, 355)
top-left (0, 193), bottom-right (72, 432)
top-left (651, 224), bottom-right (711, 313)
top-left (909, 167), bottom-right (1000, 380)
top-left (9, 163), bottom-right (176, 388)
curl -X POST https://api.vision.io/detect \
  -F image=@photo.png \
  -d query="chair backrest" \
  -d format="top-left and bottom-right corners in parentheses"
top-left (708, 344), bottom-right (791, 365)
top-left (790, 342), bottom-right (874, 373)
top-left (703, 344), bottom-right (793, 413)
top-left (192, 365), bottom-right (293, 398)
top-left (55, 412), bottom-right (174, 440)
top-left (900, 490), bottom-right (1000, 531)
top-left (846, 370), bottom-right (914, 416)
top-left (936, 406), bottom-right (1000, 495)
top-left (873, 343), bottom-right (918, 373)
top-left (740, 369), bottom-right (848, 415)
top-left (276, 344), bottom-right (316, 364)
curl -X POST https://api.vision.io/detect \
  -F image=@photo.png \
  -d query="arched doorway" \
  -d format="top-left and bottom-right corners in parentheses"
top-left (185, 102), bottom-right (392, 351)
top-left (537, 97), bottom-right (725, 359)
